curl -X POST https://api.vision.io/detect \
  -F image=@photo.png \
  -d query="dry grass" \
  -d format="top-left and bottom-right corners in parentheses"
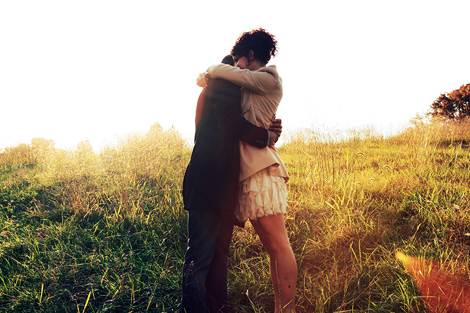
top-left (1, 119), bottom-right (470, 312)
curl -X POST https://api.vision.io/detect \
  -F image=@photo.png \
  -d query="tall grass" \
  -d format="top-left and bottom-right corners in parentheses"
top-left (227, 118), bottom-right (470, 312)
top-left (0, 124), bottom-right (190, 312)
top-left (1, 119), bottom-right (470, 312)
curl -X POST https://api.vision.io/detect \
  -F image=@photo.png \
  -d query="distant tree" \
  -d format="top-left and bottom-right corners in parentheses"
top-left (0, 138), bottom-right (55, 167)
top-left (429, 83), bottom-right (470, 120)
top-left (31, 137), bottom-right (55, 150)
top-left (0, 143), bottom-right (34, 166)
top-left (77, 139), bottom-right (93, 153)
top-left (31, 137), bottom-right (55, 157)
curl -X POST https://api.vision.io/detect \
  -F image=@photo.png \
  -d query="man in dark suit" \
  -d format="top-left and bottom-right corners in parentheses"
top-left (181, 56), bottom-right (280, 313)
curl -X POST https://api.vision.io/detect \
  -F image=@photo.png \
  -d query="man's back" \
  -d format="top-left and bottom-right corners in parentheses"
top-left (183, 79), bottom-right (242, 212)
top-left (183, 78), bottom-right (269, 213)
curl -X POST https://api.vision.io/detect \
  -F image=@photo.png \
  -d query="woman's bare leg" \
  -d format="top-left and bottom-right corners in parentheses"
top-left (250, 214), bottom-right (297, 313)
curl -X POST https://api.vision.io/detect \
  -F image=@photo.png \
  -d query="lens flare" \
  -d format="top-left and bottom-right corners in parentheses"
top-left (396, 251), bottom-right (470, 313)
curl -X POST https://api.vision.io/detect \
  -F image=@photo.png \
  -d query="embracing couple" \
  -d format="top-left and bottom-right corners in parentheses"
top-left (182, 28), bottom-right (297, 313)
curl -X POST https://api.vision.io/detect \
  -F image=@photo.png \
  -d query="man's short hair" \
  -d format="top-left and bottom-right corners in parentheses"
top-left (221, 55), bottom-right (234, 66)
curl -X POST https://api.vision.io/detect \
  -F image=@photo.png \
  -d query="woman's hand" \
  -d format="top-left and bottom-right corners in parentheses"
top-left (196, 72), bottom-right (209, 88)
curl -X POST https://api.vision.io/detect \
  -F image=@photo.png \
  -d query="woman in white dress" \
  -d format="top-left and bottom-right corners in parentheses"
top-left (201, 28), bottom-right (297, 313)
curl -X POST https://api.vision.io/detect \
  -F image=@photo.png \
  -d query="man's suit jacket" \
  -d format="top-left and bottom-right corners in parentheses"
top-left (182, 78), bottom-right (268, 213)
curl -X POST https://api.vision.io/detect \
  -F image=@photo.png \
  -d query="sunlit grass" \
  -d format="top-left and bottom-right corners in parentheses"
top-left (1, 119), bottom-right (470, 312)
top-left (0, 124), bottom-right (189, 312)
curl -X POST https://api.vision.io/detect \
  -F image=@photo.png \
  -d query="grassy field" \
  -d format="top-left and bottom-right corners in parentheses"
top-left (1, 119), bottom-right (470, 312)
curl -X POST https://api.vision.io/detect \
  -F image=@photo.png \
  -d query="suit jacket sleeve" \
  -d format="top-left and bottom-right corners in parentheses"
top-left (208, 78), bottom-right (268, 148)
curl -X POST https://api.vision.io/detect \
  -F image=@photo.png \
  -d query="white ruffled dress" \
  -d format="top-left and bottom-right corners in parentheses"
top-left (236, 168), bottom-right (288, 222)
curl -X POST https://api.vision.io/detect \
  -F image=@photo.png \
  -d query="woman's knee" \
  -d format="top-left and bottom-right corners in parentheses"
top-left (264, 240), bottom-right (292, 257)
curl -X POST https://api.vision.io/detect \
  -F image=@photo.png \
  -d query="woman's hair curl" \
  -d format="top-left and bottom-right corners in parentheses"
top-left (231, 28), bottom-right (278, 65)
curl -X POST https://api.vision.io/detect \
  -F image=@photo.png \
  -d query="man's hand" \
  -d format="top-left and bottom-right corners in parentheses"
top-left (269, 119), bottom-right (282, 140)
top-left (268, 131), bottom-right (279, 147)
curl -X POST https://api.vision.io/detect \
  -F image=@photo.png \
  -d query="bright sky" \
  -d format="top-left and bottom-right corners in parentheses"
top-left (1, 0), bottom-right (469, 150)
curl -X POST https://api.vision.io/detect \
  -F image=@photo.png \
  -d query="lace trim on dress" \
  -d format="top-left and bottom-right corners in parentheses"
top-left (236, 168), bottom-right (288, 223)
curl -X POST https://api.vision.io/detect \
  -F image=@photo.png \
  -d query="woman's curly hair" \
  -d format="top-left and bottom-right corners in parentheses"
top-left (231, 28), bottom-right (278, 65)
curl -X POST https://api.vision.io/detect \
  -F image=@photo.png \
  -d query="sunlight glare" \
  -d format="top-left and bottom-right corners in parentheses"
top-left (396, 251), bottom-right (470, 313)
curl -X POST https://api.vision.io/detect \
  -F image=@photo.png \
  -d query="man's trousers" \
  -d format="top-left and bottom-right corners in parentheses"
top-left (182, 208), bottom-right (236, 313)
